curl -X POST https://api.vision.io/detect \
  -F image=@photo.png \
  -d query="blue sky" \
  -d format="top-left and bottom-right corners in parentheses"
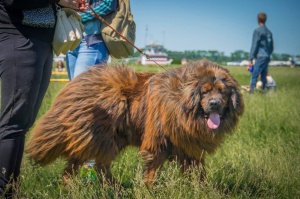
top-left (130, 0), bottom-right (300, 56)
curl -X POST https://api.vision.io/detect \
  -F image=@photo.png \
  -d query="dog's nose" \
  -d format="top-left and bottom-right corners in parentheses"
top-left (209, 99), bottom-right (220, 108)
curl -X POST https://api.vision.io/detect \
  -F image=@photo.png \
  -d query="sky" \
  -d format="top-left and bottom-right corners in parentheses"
top-left (130, 0), bottom-right (300, 56)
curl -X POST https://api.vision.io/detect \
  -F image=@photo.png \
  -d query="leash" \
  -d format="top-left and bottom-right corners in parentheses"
top-left (84, 5), bottom-right (182, 81)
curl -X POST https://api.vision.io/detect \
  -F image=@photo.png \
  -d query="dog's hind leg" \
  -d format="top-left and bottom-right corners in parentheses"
top-left (62, 158), bottom-right (81, 184)
top-left (94, 160), bottom-right (114, 183)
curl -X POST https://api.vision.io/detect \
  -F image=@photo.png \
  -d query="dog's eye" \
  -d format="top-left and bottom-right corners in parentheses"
top-left (219, 88), bottom-right (225, 93)
top-left (221, 78), bottom-right (227, 82)
top-left (221, 88), bottom-right (231, 96)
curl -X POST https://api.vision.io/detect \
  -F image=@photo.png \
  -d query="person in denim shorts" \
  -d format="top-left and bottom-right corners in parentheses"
top-left (66, 0), bottom-right (117, 80)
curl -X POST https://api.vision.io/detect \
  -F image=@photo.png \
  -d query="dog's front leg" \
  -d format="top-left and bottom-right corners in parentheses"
top-left (179, 153), bottom-right (206, 182)
top-left (139, 149), bottom-right (169, 188)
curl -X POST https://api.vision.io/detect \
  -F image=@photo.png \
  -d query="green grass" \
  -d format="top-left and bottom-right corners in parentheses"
top-left (12, 65), bottom-right (300, 198)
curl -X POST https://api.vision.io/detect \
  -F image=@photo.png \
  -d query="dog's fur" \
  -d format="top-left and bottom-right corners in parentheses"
top-left (26, 59), bottom-right (244, 185)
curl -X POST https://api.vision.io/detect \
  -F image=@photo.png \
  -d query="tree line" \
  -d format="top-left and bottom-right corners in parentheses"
top-left (133, 49), bottom-right (299, 64)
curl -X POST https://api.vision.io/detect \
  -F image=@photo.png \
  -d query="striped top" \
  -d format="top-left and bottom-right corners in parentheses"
top-left (81, 0), bottom-right (117, 23)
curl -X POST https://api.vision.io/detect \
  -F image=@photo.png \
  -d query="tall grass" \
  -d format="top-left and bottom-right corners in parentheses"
top-left (12, 65), bottom-right (300, 198)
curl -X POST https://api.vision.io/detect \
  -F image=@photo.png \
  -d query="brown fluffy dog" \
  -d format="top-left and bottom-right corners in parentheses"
top-left (26, 59), bottom-right (244, 185)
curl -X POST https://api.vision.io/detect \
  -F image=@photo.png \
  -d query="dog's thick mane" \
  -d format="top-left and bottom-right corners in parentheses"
top-left (137, 60), bottom-right (243, 156)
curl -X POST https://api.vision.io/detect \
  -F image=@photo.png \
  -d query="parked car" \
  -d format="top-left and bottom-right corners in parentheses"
top-left (239, 60), bottom-right (250, 66)
top-left (227, 61), bottom-right (241, 66)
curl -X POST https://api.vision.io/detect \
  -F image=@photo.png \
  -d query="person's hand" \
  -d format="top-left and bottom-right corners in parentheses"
top-left (78, 0), bottom-right (89, 11)
top-left (248, 60), bottom-right (253, 67)
top-left (247, 61), bottom-right (253, 72)
top-left (57, 0), bottom-right (88, 11)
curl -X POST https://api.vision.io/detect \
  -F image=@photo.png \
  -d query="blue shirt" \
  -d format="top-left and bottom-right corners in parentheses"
top-left (249, 25), bottom-right (274, 61)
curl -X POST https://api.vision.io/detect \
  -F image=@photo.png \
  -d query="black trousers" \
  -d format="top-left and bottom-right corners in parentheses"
top-left (0, 32), bottom-right (53, 197)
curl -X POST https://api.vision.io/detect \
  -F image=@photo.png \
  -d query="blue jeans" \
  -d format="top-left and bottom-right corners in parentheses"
top-left (250, 57), bottom-right (270, 92)
top-left (66, 38), bottom-right (109, 80)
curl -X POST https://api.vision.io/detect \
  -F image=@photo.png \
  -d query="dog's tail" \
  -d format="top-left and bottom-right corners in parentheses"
top-left (26, 113), bottom-right (66, 166)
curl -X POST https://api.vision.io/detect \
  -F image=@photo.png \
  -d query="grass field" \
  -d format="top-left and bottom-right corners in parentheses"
top-left (10, 64), bottom-right (300, 198)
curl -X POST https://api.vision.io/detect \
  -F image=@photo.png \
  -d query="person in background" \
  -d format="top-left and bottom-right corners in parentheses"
top-left (248, 12), bottom-right (274, 93)
top-left (55, 60), bottom-right (66, 72)
top-left (0, 0), bottom-right (86, 198)
top-left (66, 0), bottom-right (117, 80)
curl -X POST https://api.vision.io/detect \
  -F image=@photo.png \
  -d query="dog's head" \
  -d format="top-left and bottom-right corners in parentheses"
top-left (181, 59), bottom-right (244, 130)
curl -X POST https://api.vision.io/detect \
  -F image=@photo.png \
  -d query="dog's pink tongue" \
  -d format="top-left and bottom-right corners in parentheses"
top-left (207, 113), bottom-right (220, 129)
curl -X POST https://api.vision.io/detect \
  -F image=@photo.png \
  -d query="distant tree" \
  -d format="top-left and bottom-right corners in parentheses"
top-left (281, 54), bottom-right (292, 61)
top-left (231, 50), bottom-right (248, 61)
top-left (271, 53), bottom-right (281, 60)
top-left (133, 50), bottom-right (141, 57)
top-left (199, 51), bottom-right (206, 58)
top-left (208, 50), bottom-right (219, 61)
top-left (132, 48), bottom-right (295, 64)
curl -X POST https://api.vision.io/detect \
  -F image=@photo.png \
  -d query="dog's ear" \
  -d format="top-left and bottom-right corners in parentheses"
top-left (230, 88), bottom-right (244, 115)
